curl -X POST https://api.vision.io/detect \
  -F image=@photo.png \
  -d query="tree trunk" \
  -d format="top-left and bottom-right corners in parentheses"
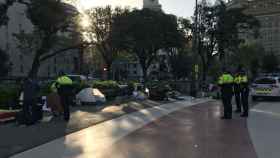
top-left (142, 66), bottom-right (148, 84)
top-left (28, 36), bottom-right (51, 78)
top-left (202, 61), bottom-right (207, 82)
top-left (28, 53), bottom-right (41, 78)
top-left (107, 66), bottom-right (111, 80)
top-left (138, 55), bottom-right (148, 84)
top-left (105, 62), bottom-right (113, 80)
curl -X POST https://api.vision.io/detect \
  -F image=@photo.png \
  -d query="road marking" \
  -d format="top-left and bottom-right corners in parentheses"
top-left (248, 102), bottom-right (280, 158)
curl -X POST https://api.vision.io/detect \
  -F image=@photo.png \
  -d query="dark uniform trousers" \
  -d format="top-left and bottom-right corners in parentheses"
top-left (221, 84), bottom-right (233, 118)
top-left (241, 86), bottom-right (249, 116)
top-left (58, 85), bottom-right (72, 121)
top-left (234, 84), bottom-right (241, 111)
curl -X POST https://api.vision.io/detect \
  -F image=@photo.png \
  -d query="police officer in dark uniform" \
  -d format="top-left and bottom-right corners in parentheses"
top-left (218, 68), bottom-right (234, 119)
top-left (56, 72), bottom-right (73, 121)
top-left (240, 70), bottom-right (249, 117)
top-left (233, 70), bottom-right (242, 113)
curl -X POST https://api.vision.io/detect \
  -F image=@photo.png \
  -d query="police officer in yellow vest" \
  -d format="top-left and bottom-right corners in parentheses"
top-left (218, 68), bottom-right (234, 119)
top-left (240, 70), bottom-right (249, 117)
top-left (55, 72), bottom-right (73, 121)
top-left (233, 71), bottom-right (242, 113)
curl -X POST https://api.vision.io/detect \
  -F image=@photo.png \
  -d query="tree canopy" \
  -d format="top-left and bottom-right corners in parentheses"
top-left (13, 0), bottom-right (82, 77)
top-left (193, 0), bottom-right (260, 80)
top-left (111, 9), bottom-right (187, 81)
top-left (84, 6), bottom-right (129, 79)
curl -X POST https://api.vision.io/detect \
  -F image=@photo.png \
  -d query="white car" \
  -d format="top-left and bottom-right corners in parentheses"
top-left (251, 76), bottom-right (280, 100)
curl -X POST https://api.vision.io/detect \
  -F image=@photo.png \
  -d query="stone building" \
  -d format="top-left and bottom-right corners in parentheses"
top-left (0, 1), bottom-right (81, 78)
top-left (143, 0), bottom-right (162, 11)
top-left (227, 0), bottom-right (280, 55)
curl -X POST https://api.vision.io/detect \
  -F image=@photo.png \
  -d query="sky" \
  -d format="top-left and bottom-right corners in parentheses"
top-left (77, 0), bottom-right (215, 19)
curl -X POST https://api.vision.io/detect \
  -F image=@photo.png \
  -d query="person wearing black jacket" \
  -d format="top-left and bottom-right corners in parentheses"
top-left (22, 78), bottom-right (40, 125)
top-left (218, 69), bottom-right (234, 119)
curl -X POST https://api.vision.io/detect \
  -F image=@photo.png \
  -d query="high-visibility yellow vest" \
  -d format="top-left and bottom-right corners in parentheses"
top-left (240, 75), bottom-right (248, 83)
top-left (50, 82), bottom-right (58, 93)
top-left (218, 74), bottom-right (234, 85)
top-left (234, 76), bottom-right (242, 84)
top-left (56, 76), bottom-right (73, 86)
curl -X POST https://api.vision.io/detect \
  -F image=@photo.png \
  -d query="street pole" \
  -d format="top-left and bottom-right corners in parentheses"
top-left (191, 0), bottom-right (199, 97)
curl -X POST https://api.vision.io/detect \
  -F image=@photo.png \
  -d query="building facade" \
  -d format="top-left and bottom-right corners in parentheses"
top-left (0, 2), bottom-right (81, 78)
top-left (228, 0), bottom-right (280, 55)
top-left (143, 0), bottom-right (162, 11)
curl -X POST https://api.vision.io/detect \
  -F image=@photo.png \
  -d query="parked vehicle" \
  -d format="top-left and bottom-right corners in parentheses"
top-left (251, 76), bottom-right (280, 100)
top-left (66, 75), bottom-right (87, 85)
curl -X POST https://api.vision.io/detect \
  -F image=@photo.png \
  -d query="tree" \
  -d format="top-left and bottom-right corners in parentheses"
top-left (13, 0), bottom-right (83, 77)
top-left (0, 0), bottom-right (15, 77)
top-left (231, 42), bottom-right (264, 78)
top-left (84, 6), bottom-right (129, 79)
top-left (169, 48), bottom-right (192, 80)
top-left (0, 48), bottom-right (10, 77)
top-left (0, 0), bottom-right (15, 26)
top-left (214, 0), bottom-right (259, 61)
top-left (195, 0), bottom-right (217, 81)
top-left (262, 53), bottom-right (279, 73)
top-left (112, 9), bottom-right (186, 82)
top-left (193, 0), bottom-right (259, 81)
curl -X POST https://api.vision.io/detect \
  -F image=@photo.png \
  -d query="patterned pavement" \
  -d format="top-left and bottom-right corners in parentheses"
top-left (99, 102), bottom-right (257, 158)
top-left (11, 99), bottom-right (264, 158)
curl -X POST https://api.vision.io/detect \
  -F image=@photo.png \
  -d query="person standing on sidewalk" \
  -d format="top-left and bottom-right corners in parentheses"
top-left (233, 70), bottom-right (242, 113)
top-left (218, 68), bottom-right (234, 119)
top-left (55, 72), bottom-right (73, 121)
top-left (240, 70), bottom-right (249, 117)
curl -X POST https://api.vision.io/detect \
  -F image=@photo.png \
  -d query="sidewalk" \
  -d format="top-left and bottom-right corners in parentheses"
top-left (0, 99), bottom-right (169, 158)
top-left (10, 98), bottom-right (209, 158)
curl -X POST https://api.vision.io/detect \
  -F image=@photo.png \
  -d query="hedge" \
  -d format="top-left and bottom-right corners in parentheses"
top-left (92, 80), bottom-right (119, 89)
top-left (0, 84), bottom-right (21, 108)
top-left (92, 81), bottom-right (121, 100)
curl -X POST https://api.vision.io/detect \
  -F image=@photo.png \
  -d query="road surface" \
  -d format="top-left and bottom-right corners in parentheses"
top-left (10, 98), bottom-right (280, 158)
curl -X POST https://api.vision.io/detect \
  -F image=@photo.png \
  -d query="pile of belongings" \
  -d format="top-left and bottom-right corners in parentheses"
top-left (76, 88), bottom-right (106, 105)
top-left (133, 91), bottom-right (147, 100)
top-left (45, 93), bottom-right (63, 115)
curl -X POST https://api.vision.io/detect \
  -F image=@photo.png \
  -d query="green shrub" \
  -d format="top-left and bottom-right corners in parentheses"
top-left (92, 80), bottom-right (120, 100)
top-left (146, 80), bottom-right (170, 89)
top-left (92, 80), bottom-right (119, 89)
top-left (127, 81), bottom-right (138, 92)
top-left (0, 84), bottom-right (21, 108)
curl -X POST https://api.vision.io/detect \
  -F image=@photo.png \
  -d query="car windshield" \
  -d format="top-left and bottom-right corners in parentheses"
top-left (254, 78), bottom-right (276, 84)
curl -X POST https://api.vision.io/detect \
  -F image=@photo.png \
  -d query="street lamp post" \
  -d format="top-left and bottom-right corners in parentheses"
top-left (190, 0), bottom-right (199, 97)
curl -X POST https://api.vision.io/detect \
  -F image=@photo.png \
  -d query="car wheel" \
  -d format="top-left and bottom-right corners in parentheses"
top-left (252, 96), bottom-right (258, 101)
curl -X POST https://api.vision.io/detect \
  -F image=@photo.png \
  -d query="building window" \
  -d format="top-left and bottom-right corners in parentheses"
top-left (134, 71), bottom-right (137, 75)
